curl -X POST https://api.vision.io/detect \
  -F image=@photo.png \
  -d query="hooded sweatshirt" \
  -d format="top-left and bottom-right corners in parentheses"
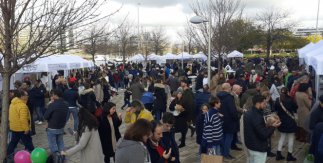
top-left (115, 138), bottom-right (151, 163)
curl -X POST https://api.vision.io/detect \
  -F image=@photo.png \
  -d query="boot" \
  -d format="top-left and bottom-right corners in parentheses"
top-left (286, 152), bottom-right (297, 161)
top-left (189, 125), bottom-right (195, 137)
top-left (276, 151), bottom-right (285, 161)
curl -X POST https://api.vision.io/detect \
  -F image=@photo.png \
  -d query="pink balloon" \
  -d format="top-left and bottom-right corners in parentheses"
top-left (14, 150), bottom-right (31, 163)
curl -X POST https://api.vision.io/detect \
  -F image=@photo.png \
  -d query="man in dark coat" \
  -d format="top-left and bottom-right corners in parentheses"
top-left (181, 79), bottom-right (196, 139)
top-left (195, 71), bottom-right (204, 91)
top-left (217, 83), bottom-right (239, 159)
top-left (244, 95), bottom-right (280, 163)
top-left (166, 72), bottom-right (180, 95)
top-left (310, 122), bottom-right (323, 163)
top-left (194, 85), bottom-right (211, 122)
top-left (29, 79), bottom-right (46, 124)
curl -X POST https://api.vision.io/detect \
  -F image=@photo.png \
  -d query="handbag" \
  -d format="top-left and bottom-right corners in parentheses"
top-left (201, 154), bottom-right (223, 163)
top-left (279, 98), bottom-right (297, 122)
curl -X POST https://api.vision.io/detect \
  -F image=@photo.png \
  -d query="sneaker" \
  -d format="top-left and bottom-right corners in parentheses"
top-left (178, 143), bottom-right (186, 148)
top-left (35, 120), bottom-right (40, 124)
top-left (36, 121), bottom-right (43, 125)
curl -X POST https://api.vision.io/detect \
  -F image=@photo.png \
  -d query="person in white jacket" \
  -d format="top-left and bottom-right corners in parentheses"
top-left (61, 108), bottom-right (104, 163)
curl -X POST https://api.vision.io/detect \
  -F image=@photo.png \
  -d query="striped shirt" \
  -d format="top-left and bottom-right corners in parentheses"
top-left (202, 108), bottom-right (223, 146)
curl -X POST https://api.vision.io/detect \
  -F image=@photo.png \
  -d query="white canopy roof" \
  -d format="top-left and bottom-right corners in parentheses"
top-left (298, 42), bottom-right (315, 58)
top-left (304, 46), bottom-right (323, 65)
top-left (147, 53), bottom-right (160, 61)
top-left (128, 54), bottom-right (145, 62)
top-left (311, 54), bottom-right (323, 75)
top-left (16, 54), bottom-right (94, 73)
top-left (227, 50), bottom-right (243, 58)
top-left (162, 53), bottom-right (178, 60)
top-left (176, 52), bottom-right (193, 60)
top-left (193, 52), bottom-right (207, 61)
top-left (299, 41), bottom-right (323, 58)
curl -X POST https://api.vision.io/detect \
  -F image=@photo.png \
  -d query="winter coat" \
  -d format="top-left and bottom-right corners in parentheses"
top-left (146, 140), bottom-right (166, 163)
top-left (295, 92), bottom-right (311, 129)
top-left (44, 99), bottom-right (69, 129)
top-left (217, 91), bottom-right (239, 133)
top-left (309, 122), bottom-right (323, 163)
top-left (124, 109), bottom-right (154, 124)
top-left (153, 83), bottom-right (167, 113)
top-left (195, 91), bottom-right (211, 116)
top-left (79, 88), bottom-right (97, 113)
top-left (130, 82), bottom-right (145, 101)
top-left (275, 96), bottom-right (297, 133)
top-left (161, 131), bottom-right (180, 163)
top-left (98, 113), bottom-right (122, 157)
top-left (9, 98), bottom-right (31, 132)
top-left (63, 88), bottom-right (79, 107)
top-left (195, 74), bottom-right (204, 91)
top-left (66, 127), bottom-right (105, 163)
top-left (309, 105), bottom-right (323, 130)
top-left (196, 112), bottom-right (205, 145)
top-left (115, 139), bottom-right (150, 163)
top-left (29, 85), bottom-right (46, 108)
top-left (182, 88), bottom-right (195, 122)
top-left (243, 107), bottom-right (275, 152)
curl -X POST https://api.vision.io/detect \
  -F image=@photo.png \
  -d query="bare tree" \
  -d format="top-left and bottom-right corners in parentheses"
top-left (178, 25), bottom-right (198, 54)
top-left (256, 8), bottom-right (292, 59)
top-left (0, 0), bottom-right (111, 161)
top-left (150, 26), bottom-right (169, 55)
top-left (116, 22), bottom-right (135, 65)
top-left (190, 0), bottom-right (243, 70)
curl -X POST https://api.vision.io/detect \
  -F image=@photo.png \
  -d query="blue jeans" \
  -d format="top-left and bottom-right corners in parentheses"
top-left (247, 149), bottom-right (267, 163)
top-left (35, 106), bottom-right (45, 121)
top-left (47, 128), bottom-right (65, 153)
top-left (154, 110), bottom-right (162, 122)
top-left (223, 133), bottom-right (233, 157)
top-left (67, 107), bottom-right (79, 131)
top-left (7, 131), bottom-right (34, 156)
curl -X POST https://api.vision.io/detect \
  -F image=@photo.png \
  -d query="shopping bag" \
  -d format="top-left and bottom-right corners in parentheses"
top-left (201, 154), bottom-right (223, 163)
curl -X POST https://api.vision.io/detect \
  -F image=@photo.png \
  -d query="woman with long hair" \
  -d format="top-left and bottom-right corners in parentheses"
top-left (275, 87), bottom-right (297, 161)
top-left (98, 102), bottom-right (122, 163)
top-left (115, 119), bottom-right (152, 163)
top-left (61, 108), bottom-right (104, 163)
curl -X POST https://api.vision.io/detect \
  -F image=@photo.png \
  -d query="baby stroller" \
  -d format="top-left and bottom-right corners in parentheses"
top-left (141, 92), bottom-right (154, 112)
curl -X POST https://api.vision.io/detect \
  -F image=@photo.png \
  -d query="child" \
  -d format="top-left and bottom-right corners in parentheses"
top-left (196, 104), bottom-right (209, 154)
top-left (202, 96), bottom-right (223, 156)
top-left (121, 88), bottom-right (132, 110)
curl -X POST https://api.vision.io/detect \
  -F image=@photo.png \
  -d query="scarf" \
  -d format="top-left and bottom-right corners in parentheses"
top-left (107, 116), bottom-right (117, 152)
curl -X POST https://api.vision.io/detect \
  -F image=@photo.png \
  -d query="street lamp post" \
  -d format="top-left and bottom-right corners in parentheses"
top-left (190, 14), bottom-right (212, 86)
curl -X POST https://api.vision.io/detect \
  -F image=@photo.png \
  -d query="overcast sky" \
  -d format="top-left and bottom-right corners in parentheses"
top-left (106, 0), bottom-right (322, 42)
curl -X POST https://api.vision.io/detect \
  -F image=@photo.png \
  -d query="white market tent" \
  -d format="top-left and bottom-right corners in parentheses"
top-left (298, 41), bottom-right (323, 65)
top-left (227, 50), bottom-right (243, 58)
top-left (16, 54), bottom-right (94, 73)
top-left (298, 42), bottom-right (315, 58)
top-left (128, 54), bottom-right (145, 62)
top-left (176, 52), bottom-right (193, 60)
top-left (193, 52), bottom-right (207, 61)
top-left (147, 53), bottom-right (166, 64)
top-left (162, 53), bottom-right (178, 60)
top-left (303, 46), bottom-right (323, 65)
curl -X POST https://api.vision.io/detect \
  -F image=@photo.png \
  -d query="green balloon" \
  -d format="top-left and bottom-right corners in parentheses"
top-left (31, 148), bottom-right (48, 163)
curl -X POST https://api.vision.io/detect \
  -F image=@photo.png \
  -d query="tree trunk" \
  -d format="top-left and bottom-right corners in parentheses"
top-left (218, 53), bottom-right (221, 71)
top-left (0, 73), bottom-right (12, 162)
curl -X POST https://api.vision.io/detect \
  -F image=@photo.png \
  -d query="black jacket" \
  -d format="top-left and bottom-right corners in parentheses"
top-left (244, 107), bottom-right (275, 152)
top-left (161, 131), bottom-right (180, 163)
top-left (98, 113), bottom-right (122, 157)
top-left (146, 140), bottom-right (166, 163)
top-left (217, 91), bottom-right (239, 133)
top-left (182, 88), bottom-right (195, 122)
top-left (153, 83), bottom-right (167, 113)
top-left (310, 105), bottom-right (323, 130)
top-left (44, 99), bottom-right (69, 129)
top-left (79, 88), bottom-right (97, 113)
top-left (29, 85), bottom-right (46, 107)
top-left (63, 88), bottom-right (79, 107)
top-left (275, 97), bottom-right (297, 133)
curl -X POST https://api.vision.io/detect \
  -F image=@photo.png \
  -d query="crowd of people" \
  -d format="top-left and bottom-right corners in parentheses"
top-left (3, 57), bottom-right (323, 163)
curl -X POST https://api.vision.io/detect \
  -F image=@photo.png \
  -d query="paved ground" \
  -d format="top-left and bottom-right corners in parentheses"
top-left (16, 90), bottom-right (307, 163)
